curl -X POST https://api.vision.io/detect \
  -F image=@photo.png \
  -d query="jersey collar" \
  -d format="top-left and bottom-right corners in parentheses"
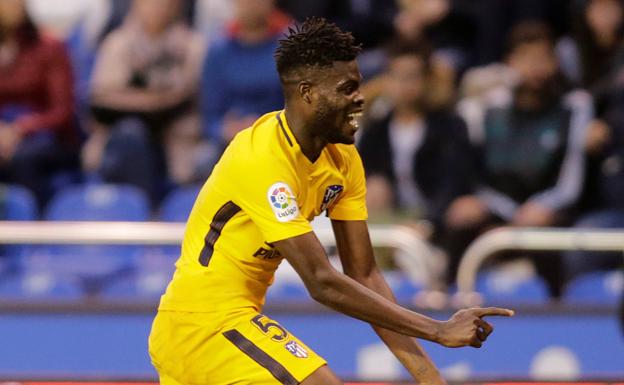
top-left (276, 110), bottom-right (326, 170)
top-left (276, 111), bottom-right (294, 147)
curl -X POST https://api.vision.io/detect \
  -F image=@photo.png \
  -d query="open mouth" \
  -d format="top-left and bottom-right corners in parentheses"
top-left (347, 111), bottom-right (363, 129)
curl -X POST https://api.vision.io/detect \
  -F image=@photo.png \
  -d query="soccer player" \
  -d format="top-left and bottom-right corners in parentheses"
top-left (148, 17), bottom-right (514, 385)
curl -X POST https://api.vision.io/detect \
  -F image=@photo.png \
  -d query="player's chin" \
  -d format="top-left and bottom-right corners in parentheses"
top-left (328, 134), bottom-right (355, 145)
top-left (343, 134), bottom-right (356, 144)
top-left (339, 124), bottom-right (357, 144)
top-left (337, 132), bottom-right (356, 144)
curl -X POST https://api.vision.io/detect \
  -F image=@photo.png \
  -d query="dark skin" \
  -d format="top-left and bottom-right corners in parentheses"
top-left (275, 60), bottom-right (514, 385)
top-left (283, 61), bottom-right (364, 161)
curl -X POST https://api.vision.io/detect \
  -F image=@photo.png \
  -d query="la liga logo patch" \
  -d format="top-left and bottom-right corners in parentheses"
top-left (270, 185), bottom-right (292, 209)
top-left (268, 182), bottom-right (299, 222)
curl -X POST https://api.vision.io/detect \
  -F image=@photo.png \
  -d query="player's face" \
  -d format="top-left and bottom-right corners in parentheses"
top-left (311, 60), bottom-right (365, 144)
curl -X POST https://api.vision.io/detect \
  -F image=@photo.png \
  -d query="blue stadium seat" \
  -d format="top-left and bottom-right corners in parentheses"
top-left (266, 262), bottom-right (312, 303)
top-left (45, 183), bottom-right (150, 221)
top-left (563, 270), bottom-right (623, 305)
top-left (0, 183), bottom-right (37, 220)
top-left (159, 184), bottom-right (202, 222)
top-left (100, 270), bottom-right (173, 301)
top-left (475, 270), bottom-right (550, 304)
top-left (157, 184), bottom-right (201, 259)
top-left (100, 250), bottom-right (176, 300)
top-left (382, 270), bottom-right (423, 304)
top-left (266, 281), bottom-right (311, 302)
top-left (33, 184), bottom-right (151, 289)
top-left (0, 271), bottom-right (83, 301)
top-left (0, 184), bottom-right (38, 275)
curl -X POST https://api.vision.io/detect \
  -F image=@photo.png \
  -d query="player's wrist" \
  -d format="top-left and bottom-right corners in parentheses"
top-left (429, 319), bottom-right (446, 345)
top-left (408, 311), bottom-right (445, 343)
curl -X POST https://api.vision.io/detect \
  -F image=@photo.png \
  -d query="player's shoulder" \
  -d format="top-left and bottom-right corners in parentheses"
top-left (226, 111), bottom-right (290, 165)
top-left (333, 142), bottom-right (360, 156)
top-left (325, 143), bottom-right (364, 177)
top-left (329, 143), bottom-right (362, 163)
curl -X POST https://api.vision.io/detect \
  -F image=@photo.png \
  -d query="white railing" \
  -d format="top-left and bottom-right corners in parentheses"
top-left (315, 224), bottom-right (440, 289)
top-left (0, 221), bottom-right (438, 288)
top-left (454, 227), bottom-right (624, 306)
top-left (4, 222), bottom-right (622, 308)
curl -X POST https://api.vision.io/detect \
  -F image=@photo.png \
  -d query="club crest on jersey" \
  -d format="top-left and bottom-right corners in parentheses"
top-left (320, 185), bottom-right (344, 212)
top-left (285, 340), bottom-right (308, 358)
top-left (268, 182), bottom-right (299, 222)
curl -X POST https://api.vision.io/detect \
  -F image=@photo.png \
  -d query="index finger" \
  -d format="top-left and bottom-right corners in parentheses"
top-left (473, 307), bottom-right (515, 317)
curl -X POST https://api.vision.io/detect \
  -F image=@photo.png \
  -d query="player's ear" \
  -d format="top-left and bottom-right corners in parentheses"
top-left (298, 81), bottom-right (313, 104)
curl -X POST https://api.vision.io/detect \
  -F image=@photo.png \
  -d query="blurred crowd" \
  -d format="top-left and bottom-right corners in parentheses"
top-left (1, 0), bottom-right (623, 297)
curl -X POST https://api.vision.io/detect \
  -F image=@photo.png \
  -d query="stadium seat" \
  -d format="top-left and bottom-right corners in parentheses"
top-left (0, 183), bottom-right (37, 220)
top-left (266, 260), bottom-right (312, 303)
top-left (475, 269), bottom-right (550, 304)
top-left (0, 270), bottom-right (83, 301)
top-left (45, 183), bottom-right (150, 221)
top-left (100, 250), bottom-right (176, 300)
top-left (30, 184), bottom-right (151, 294)
top-left (266, 281), bottom-right (311, 302)
top-left (159, 184), bottom-right (202, 222)
top-left (156, 184), bottom-right (201, 259)
top-left (563, 270), bottom-right (624, 305)
top-left (0, 184), bottom-right (38, 276)
top-left (382, 270), bottom-right (424, 304)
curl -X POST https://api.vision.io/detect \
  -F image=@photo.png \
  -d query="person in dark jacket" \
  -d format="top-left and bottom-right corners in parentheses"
top-left (358, 40), bottom-right (475, 239)
top-left (453, 21), bottom-right (592, 296)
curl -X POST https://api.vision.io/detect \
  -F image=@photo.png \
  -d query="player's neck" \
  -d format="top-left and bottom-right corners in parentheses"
top-left (284, 108), bottom-right (326, 163)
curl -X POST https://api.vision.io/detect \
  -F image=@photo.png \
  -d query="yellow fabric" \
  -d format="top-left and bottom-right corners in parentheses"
top-left (149, 310), bottom-right (327, 385)
top-left (158, 110), bottom-right (368, 313)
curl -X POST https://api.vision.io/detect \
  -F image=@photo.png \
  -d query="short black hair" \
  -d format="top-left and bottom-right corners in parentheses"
top-left (274, 17), bottom-right (362, 80)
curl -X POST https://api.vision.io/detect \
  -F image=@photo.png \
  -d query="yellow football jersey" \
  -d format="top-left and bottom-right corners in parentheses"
top-left (158, 110), bottom-right (368, 313)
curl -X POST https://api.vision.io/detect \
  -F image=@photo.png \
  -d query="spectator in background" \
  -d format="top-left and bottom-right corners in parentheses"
top-left (201, 0), bottom-right (290, 146)
top-left (0, 0), bottom-right (79, 209)
top-left (563, 89), bottom-right (624, 282)
top-left (557, 0), bottom-right (624, 113)
top-left (390, 0), bottom-right (477, 109)
top-left (194, 0), bottom-right (234, 37)
top-left (452, 21), bottom-right (592, 296)
top-left (394, 0), bottom-right (476, 73)
top-left (85, 0), bottom-right (209, 204)
top-left (358, 41), bottom-right (474, 239)
top-left (471, 0), bottom-right (570, 66)
top-left (65, 0), bottom-right (133, 112)
top-left (276, 0), bottom-right (398, 80)
top-left (67, 0), bottom-right (197, 108)
top-left (276, 0), bottom-right (398, 50)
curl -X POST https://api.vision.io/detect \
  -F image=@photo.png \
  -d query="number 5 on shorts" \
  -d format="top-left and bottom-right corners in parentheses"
top-left (251, 315), bottom-right (289, 342)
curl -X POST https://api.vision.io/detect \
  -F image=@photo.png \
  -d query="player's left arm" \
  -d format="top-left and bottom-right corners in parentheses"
top-left (331, 219), bottom-right (446, 385)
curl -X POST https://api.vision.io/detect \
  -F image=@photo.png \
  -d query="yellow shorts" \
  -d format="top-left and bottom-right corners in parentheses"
top-left (148, 309), bottom-right (327, 385)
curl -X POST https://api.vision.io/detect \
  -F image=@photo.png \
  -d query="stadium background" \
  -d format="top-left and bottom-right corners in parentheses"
top-left (0, 0), bottom-right (623, 383)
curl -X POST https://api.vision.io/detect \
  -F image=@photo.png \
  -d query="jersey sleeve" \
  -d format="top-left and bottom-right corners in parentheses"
top-left (228, 154), bottom-right (313, 243)
top-left (327, 146), bottom-right (368, 221)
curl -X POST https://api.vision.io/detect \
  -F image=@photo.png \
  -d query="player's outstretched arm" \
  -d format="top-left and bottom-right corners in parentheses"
top-left (331, 219), bottom-right (445, 384)
top-left (274, 230), bottom-right (514, 348)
